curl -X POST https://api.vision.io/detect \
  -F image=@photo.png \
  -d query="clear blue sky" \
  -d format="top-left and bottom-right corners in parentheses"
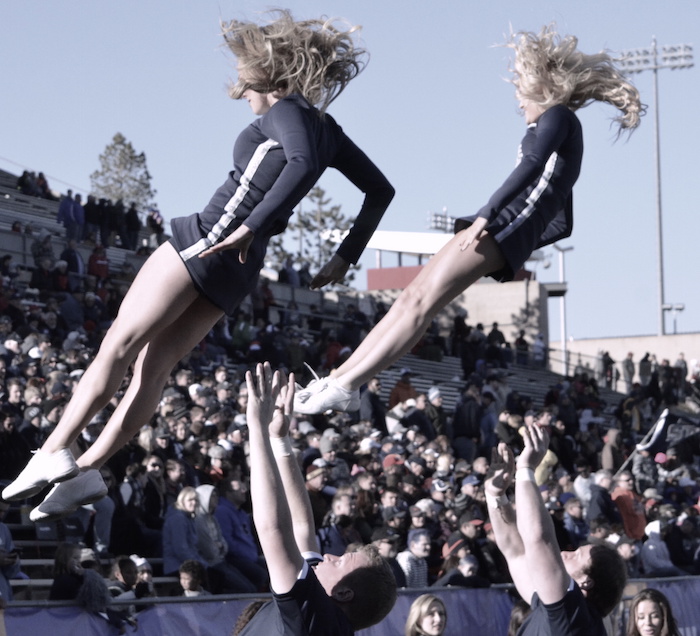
top-left (2, 1), bottom-right (697, 343)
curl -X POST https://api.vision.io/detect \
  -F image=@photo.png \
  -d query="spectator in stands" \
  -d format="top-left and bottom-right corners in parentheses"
top-left (60, 239), bottom-right (87, 292)
top-left (451, 381), bottom-right (483, 462)
top-left (405, 594), bottom-right (447, 636)
top-left (0, 500), bottom-right (20, 602)
top-left (316, 491), bottom-right (362, 557)
top-left (0, 408), bottom-right (31, 482)
top-left (626, 587), bottom-right (681, 636)
top-left (214, 476), bottom-right (268, 591)
top-left (51, 260), bottom-right (70, 293)
top-left (56, 190), bottom-right (76, 240)
top-left (600, 427), bottom-right (624, 473)
top-left (486, 424), bottom-right (628, 634)
top-left (107, 555), bottom-right (139, 598)
top-left (640, 520), bottom-right (686, 578)
top-left (72, 194), bottom-right (85, 244)
top-left (371, 526), bottom-right (405, 587)
top-left (125, 202), bottom-right (142, 252)
top-left (146, 207), bottom-right (164, 248)
top-left (29, 256), bottom-right (53, 292)
top-left (49, 542), bottom-right (85, 600)
top-left (162, 486), bottom-right (209, 577)
top-left (359, 376), bottom-right (387, 436)
top-left (432, 554), bottom-right (490, 588)
top-left (388, 368), bottom-right (417, 409)
top-left (514, 330), bottom-right (530, 366)
top-left (87, 244), bottom-right (110, 281)
top-left (562, 497), bottom-right (589, 549)
top-left (82, 195), bottom-right (100, 244)
top-left (194, 484), bottom-right (256, 593)
top-left (622, 352), bottom-right (636, 394)
top-left (612, 471), bottom-right (647, 542)
top-left (423, 386), bottom-right (446, 438)
top-left (179, 559), bottom-right (211, 597)
top-left (588, 469), bottom-right (623, 528)
top-left (396, 528), bottom-right (432, 587)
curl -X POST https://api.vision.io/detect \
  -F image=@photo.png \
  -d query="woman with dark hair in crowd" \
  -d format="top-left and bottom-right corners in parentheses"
top-left (626, 588), bottom-right (681, 636)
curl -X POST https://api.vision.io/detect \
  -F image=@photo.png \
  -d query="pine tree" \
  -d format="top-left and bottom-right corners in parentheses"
top-left (90, 133), bottom-right (156, 209)
top-left (267, 186), bottom-right (359, 286)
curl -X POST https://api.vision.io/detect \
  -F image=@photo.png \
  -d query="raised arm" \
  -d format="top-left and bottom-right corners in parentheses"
top-left (513, 424), bottom-right (569, 604)
top-left (310, 135), bottom-right (394, 289)
top-left (246, 363), bottom-right (304, 593)
top-left (267, 370), bottom-right (320, 557)
top-left (484, 443), bottom-right (531, 600)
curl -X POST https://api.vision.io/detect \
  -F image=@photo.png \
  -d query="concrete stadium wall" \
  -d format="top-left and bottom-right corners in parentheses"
top-left (551, 332), bottom-right (700, 382)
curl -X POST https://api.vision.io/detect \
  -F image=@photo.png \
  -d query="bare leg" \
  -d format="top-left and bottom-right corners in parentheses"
top-left (78, 294), bottom-right (222, 469)
top-left (42, 243), bottom-right (217, 453)
top-left (334, 231), bottom-right (505, 389)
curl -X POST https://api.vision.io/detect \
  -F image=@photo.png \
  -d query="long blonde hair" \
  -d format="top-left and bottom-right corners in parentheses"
top-left (507, 24), bottom-right (644, 132)
top-left (222, 9), bottom-right (367, 113)
top-left (405, 594), bottom-right (447, 636)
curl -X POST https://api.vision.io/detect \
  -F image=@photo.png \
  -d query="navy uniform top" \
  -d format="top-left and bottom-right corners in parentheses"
top-left (518, 583), bottom-right (605, 636)
top-left (170, 93), bottom-right (393, 315)
top-left (173, 93), bottom-right (394, 265)
top-left (238, 561), bottom-right (354, 636)
top-left (456, 105), bottom-right (583, 279)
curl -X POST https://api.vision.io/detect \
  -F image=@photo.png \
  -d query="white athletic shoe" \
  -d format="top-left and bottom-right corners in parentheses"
top-left (293, 378), bottom-right (360, 414)
top-left (2, 448), bottom-right (79, 501)
top-left (30, 469), bottom-right (108, 522)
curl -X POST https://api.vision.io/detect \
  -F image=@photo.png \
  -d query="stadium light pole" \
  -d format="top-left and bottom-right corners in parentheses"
top-left (553, 244), bottom-right (574, 376)
top-left (617, 38), bottom-right (693, 336)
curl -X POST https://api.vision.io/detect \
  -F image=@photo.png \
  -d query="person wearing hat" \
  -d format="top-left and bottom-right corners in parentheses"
top-left (454, 473), bottom-right (481, 518)
top-left (423, 387), bottom-right (446, 438)
top-left (370, 526), bottom-right (406, 587)
top-left (382, 452), bottom-right (406, 477)
top-left (388, 368), bottom-right (417, 410)
top-left (320, 436), bottom-right (350, 487)
top-left (429, 479), bottom-right (454, 513)
top-left (18, 404), bottom-right (47, 450)
top-left (207, 444), bottom-right (228, 484)
top-left (640, 519), bottom-right (686, 578)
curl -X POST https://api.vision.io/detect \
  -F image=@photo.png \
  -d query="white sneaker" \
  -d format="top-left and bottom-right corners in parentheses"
top-left (294, 378), bottom-right (360, 414)
top-left (2, 448), bottom-right (79, 501)
top-left (30, 469), bottom-right (108, 522)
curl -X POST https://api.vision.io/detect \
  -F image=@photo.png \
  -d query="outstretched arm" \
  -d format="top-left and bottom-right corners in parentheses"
top-left (267, 370), bottom-right (320, 557)
top-left (246, 363), bottom-right (304, 593)
top-left (484, 443), bottom-right (532, 601)
top-left (513, 424), bottom-right (569, 605)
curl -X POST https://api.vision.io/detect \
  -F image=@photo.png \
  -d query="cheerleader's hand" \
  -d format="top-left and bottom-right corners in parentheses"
top-left (309, 254), bottom-right (350, 289)
top-left (458, 217), bottom-right (488, 251)
top-left (198, 224), bottom-right (255, 263)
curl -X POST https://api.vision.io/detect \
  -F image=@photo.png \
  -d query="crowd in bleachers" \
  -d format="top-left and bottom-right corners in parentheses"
top-left (1, 239), bottom-right (699, 610)
top-left (0, 185), bottom-right (698, 636)
top-left (16, 171), bottom-right (56, 201)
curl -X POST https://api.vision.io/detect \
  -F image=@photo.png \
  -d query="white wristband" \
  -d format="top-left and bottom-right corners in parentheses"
top-left (270, 436), bottom-right (293, 458)
top-left (485, 493), bottom-right (509, 510)
top-left (515, 467), bottom-right (536, 483)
